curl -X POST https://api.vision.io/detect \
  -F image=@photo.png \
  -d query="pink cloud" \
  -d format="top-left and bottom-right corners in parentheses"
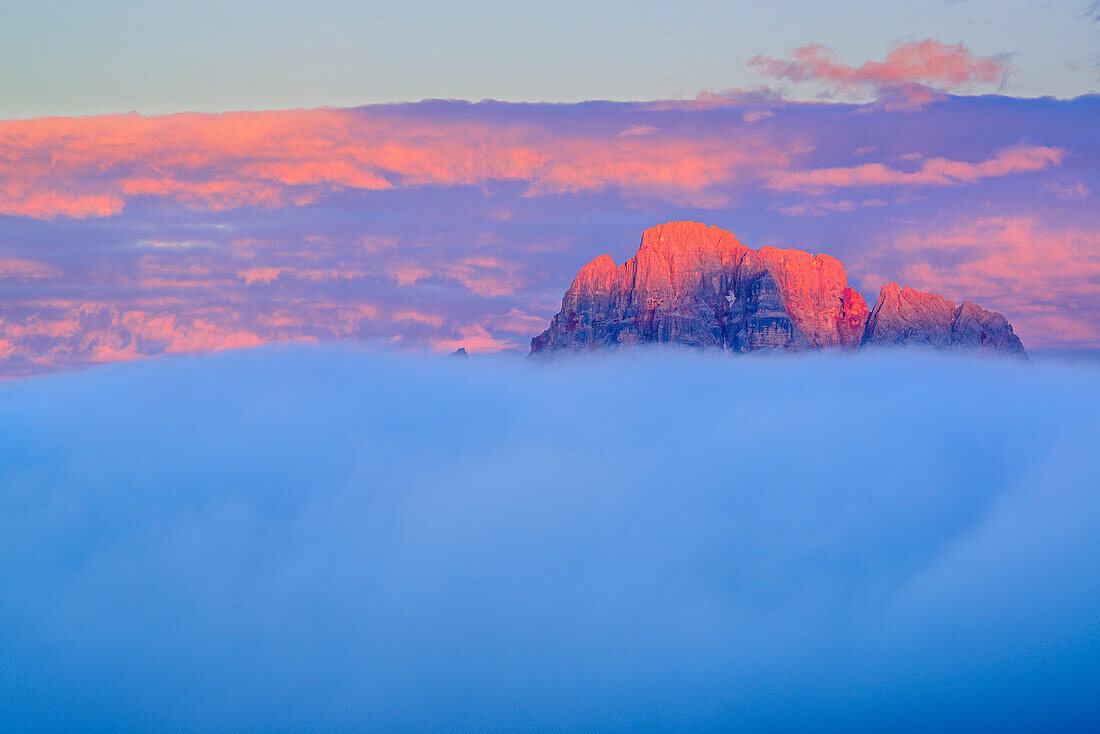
top-left (432, 325), bottom-right (516, 353)
top-left (751, 39), bottom-right (1011, 106)
top-left (294, 268), bottom-right (365, 282)
top-left (333, 303), bottom-right (380, 329)
top-left (742, 110), bottom-right (775, 123)
top-left (118, 311), bottom-right (266, 354)
top-left (0, 108), bottom-right (791, 220)
top-left (235, 265), bottom-right (363, 286)
top-left (389, 264), bottom-right (433, 287)
top-left (643, 87), bottom-right (784, 112)
top-left (770, 197), bottom-right (889, 217)
top-left (1, 317), bottom-right (80, 340)
top-left (0, 257), bottom-right (60, 280)
top-left (1045, 180), bottom-right (1090, 200)
top-left (440, 257), bottom-right (524, 298)
top-left (238, 267), bottom-right (289, 284)
top-left (523, 136), bottom-right (790, 204)
top-left (392, 310), bottom-right (445, 328)
top-left (137, 277), bottom-right (228, 290)
top-left (482, 308), bottom-right (550, 335)
top-left (1, 304), bottom-right (266, 367)
top-left (0, 297), bottom-right (390, 374)
top-left (767, 146), bottom-right (1063, 193)
top-left (378, 255), bottom-right (527, 298)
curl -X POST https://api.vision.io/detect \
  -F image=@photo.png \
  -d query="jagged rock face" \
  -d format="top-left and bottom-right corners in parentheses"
top-left (531, 221), bottom-right (1027, 358)
top-left (951, 301), bottom-right (1026, 355)
top-left (531, 221), bottom-right (869, 354)
top-left (862, 283), bottom-right (1026, 356)
top-left (862, 282), bottom-right (957, 348)
top-left (756, 247), bottom-right (870, 349)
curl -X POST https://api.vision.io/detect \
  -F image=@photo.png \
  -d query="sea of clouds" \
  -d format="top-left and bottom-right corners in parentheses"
top-left (1, 346), bottom-right (1098, 731)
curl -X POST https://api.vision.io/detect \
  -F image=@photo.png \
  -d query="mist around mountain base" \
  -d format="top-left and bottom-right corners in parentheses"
top-left (1, 345), bottom-right (1098, 731)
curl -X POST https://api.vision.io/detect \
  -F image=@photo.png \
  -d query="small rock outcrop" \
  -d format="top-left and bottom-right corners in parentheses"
top-left (530, 221), bottom-right (1026, 358)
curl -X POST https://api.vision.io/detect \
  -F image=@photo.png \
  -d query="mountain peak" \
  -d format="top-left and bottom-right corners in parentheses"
top-left (531, 222), bottom-right (1025, 358)
top-left (637, 221), bottom-right (744, 256)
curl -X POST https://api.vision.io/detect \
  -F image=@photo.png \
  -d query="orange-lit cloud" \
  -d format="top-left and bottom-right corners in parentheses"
top-left (0, 108), bottom-right (791, 220)
top-left (768, 146), bottom-right (1063, 193)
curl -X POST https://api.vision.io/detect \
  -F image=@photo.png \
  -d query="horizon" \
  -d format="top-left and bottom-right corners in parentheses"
top-left (3, 89), bottom-right (1100, 122)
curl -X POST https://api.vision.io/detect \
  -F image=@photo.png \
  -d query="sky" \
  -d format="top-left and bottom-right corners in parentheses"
top-left (1, 0), bottom-right (1098, 117)
top-left (2, 347), bottom-right (1099, 729)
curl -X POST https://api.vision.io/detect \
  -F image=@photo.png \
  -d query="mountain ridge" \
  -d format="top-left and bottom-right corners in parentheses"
top-left (530, 221), bottom-right (1026, 357)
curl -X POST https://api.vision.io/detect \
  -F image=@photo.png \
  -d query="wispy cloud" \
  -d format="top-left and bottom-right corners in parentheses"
top-left (0, 256), bottom-right (61, 280)
top-left (768, 146), bottom-right (1063, 193)
top-left (751, 39), bottom-right (1011, 107)
top-left (1045, 179), bottom-right (1091, 200)
top-left (431, 324), bottom-right (516, 353)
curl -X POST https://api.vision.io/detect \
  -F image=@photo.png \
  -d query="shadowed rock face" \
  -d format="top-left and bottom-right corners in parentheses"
top-left (531, 221), bottom-right (1026, 358)
top-left (862, 283), bottom-right (1027, 356)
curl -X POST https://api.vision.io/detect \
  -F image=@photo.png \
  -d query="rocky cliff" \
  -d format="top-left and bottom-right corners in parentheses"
top-left (530, 221), bottom-right (1026, 358)
top-left (862, 282), bottom-right (1026, 356)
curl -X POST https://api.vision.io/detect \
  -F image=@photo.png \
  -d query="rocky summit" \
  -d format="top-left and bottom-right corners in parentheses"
top-left (530, 221), bottom-right (1026, 358)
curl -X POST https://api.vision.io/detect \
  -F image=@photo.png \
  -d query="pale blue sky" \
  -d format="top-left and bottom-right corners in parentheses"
top-left (1, 0), bottom-right (1098, 117)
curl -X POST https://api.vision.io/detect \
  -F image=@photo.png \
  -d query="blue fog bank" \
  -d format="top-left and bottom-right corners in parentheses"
top-left (1, 346), bottom-right (1099, 731)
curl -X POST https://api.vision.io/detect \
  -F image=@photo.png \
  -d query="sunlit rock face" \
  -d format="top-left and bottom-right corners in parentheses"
top-left (531, 221), bottom-right (1025, 357)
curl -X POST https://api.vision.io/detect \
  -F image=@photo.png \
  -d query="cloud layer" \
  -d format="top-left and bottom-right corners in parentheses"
top-left (0, 108), bottom-right (789, 220)
top-left (0, 88), bottom-right (1096, 374)
top-left (1, 347), bottom-right (1098, 730)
